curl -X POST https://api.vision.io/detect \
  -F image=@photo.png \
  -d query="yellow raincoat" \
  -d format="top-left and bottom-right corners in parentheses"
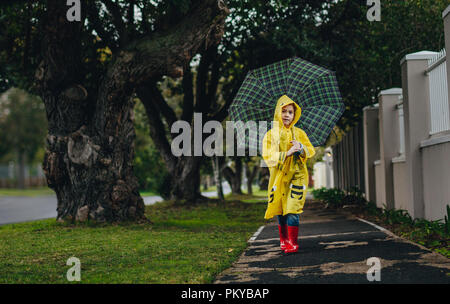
top-left (262, 95), bottom-right (315, 219)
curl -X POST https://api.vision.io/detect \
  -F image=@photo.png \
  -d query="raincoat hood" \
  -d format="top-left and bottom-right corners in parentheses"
top-left (274, 95), bottom-right (302, 130)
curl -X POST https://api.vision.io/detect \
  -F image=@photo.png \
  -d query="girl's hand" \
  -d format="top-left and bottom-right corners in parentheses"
top-left (290, 140), bottom-right (302, 150)
top-left (287, 141), bottom-right (302, 157)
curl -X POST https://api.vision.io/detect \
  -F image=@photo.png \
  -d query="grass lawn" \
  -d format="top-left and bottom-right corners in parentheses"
top-left (138, 190), bottom-right (159, 197)
top-left (0, 187), bottom-right (55, 197)
top-left (0, 196), bottom-right (269, 283)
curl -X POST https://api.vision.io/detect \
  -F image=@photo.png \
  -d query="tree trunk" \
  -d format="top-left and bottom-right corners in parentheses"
top-left (137, 90), bottom-right (210, 203)
top-left (35, 0), bottom-right (228, 222)
top-left (16, 150), bottom-right (26, 189)
top-left (169, 156), bottom-right (208, 203)
top-left (244, 162), bottom-right (259, 195)
top-left (222, 157), bottom-right (243, 195)
top-left (212, 156), bottom-right (224, 201)
top-left (258, 167), bottom-right (270, 190)
top-left (34, 1), bottom-right (143, 223)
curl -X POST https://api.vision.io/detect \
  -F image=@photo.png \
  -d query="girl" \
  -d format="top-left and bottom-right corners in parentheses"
top-left (262, 95), bottom-right (315, 253)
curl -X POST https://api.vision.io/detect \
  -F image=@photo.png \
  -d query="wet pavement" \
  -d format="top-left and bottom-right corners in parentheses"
top-left (214, 202), bottom-right (450, 284)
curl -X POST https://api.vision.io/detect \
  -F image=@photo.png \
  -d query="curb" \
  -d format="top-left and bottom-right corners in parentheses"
top-left (357, 217), bottom-right (390, 234)
top-left (248, 225), bottom-right (265, 242)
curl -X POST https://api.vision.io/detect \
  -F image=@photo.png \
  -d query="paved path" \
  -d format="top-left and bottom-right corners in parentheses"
top-left (214, 201), bottom-right (450, 284)
top-left (0, 195), bottom-right (166, 226)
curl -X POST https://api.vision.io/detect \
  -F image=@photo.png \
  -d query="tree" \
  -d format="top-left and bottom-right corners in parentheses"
top-left (0, 0), bottom-right (229, 222)
top-left (0, 88), bottom-right (47, 188)
top-left (243, 156), bottom-right (259, 195)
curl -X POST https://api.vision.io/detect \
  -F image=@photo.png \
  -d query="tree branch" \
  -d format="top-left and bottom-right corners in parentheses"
top-left (136, 83), bottom-right (177, 171)
top-left (205, 55), bottom-right (221, 119)
top-left (181, 66), bottom-right (194, 122)
top-left (86, 0), bottom-right (118, 52)
top-left (126, 0), bottom-right (229, 82)
top-left (210, 84), bottom-right (239, 122)
top-left (101, 0), bottom-right (127, 45)
top-left (207, 58), bottom-right (220, 103)
top-left (147, 81), bottom-right (178, 131)
top-left (194, 49), bottom-right (210, 112)
top-left (92, 0), bottom-right (229, 136)
top-left (127, 0), bottom-right (136, 41)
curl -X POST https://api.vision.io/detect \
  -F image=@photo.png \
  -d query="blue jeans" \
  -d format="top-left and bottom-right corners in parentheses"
top-left (277, 214), bottom-right (299, 226)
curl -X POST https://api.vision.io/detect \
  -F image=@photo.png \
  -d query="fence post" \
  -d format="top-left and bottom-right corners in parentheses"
top-left (363, 104), bottom-right (379, 203)
top-left (400, 51), bottom-right (437, 219)
top-left (443, 5), bottom-right (450, 117)
top-left (377, 88), bottom-right (403, 210)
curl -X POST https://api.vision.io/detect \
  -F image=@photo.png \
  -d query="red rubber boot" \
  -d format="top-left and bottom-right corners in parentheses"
top-left (278, 225), bottom-right (288, 251)
top-left (284, 225), bottom-right (299, 253)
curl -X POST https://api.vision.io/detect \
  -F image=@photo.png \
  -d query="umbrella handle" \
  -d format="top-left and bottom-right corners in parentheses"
top-left (292, 128), bottom-right (304, 157)
top-left (292, 129), bottom-right (298, 156)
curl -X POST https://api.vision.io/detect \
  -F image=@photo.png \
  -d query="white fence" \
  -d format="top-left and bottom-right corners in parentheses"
top-left (426, 48), bottom-right (450, 135)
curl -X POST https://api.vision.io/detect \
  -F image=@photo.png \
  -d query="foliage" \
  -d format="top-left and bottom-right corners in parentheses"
top-left (0, 87), bottom-right (47, 163)
top-left (381, 206), bottom-right (414, 226)
top-left (133, 100), bottom-right (169, 194)
top-left (312, 186), bottom-right (367, 208)
top-left (311, 187), bottom-right (346, 208)
top-left (340, 186), bottom-right (367, 206)
top-left (0, 2), bottom-right (45, 91)
top-left (365, 200), bottom-right (380, 217)
top-left (324, 0), bottom-right (449, 130)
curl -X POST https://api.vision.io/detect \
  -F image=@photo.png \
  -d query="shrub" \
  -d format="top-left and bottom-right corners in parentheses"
top-left (366, 201), bottom-right (381, 216)
top-left (381, 206), bottom-right (413, 226)
top-left (311, 187), bottom-right (345, 208)
top-left (343, 186), bottom-right (366, 205)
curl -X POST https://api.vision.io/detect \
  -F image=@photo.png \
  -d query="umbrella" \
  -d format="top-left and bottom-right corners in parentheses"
top-left (228, 57), bottom-right (345, 153)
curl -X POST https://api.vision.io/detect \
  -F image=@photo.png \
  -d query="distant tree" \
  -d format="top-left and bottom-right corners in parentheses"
top-left (0, 88), bottom-right (47, 188)
top-left (243, 156), bottom-right (259, 195)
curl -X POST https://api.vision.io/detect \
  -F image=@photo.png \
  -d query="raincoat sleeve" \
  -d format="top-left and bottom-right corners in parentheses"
top-left (298, 129), bottom-right (315, 163)
top-left (262, 130), bottom-right (287, 169)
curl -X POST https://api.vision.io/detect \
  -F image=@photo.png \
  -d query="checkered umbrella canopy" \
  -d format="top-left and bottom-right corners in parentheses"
top-left (228, 57), bottom-right (345, 153)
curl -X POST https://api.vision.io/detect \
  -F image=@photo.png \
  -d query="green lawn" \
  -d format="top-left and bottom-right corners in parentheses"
top-left (139, 190), bottom-right (159, 197)
top-left (0, 196), bottom-right (268, 283)
top-left (0, 187), bottom-right (55, 197)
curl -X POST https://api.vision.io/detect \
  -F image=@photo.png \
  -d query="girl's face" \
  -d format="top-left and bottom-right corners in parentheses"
top-left (281, 104), bottom-right (295, 127)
